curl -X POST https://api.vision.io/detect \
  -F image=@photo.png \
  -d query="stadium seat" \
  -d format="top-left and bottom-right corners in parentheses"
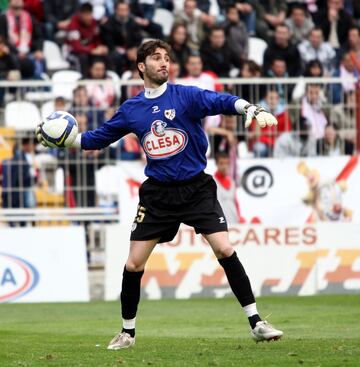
top-left (5, 101), bottom-right (41, 131)
top-left (51, 70), bottom-right (82, 100)
top-left (248, 37), bottom-right (268, 66)
top-left (44, 40), bottom-right (70, 72)
top-left (153, 8), bottom-right (174, 37)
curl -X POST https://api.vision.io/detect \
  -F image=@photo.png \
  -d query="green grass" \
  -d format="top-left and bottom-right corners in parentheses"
top-left (1, 295), bottom-right (360, 367)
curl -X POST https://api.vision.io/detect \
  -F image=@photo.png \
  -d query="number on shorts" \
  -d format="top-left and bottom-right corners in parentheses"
top-left (135, 205), bottom-right (146, 223)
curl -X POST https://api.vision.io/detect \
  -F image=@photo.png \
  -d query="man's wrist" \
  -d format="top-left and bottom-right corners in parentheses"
top-left (71, 133), bottom-right (82, 148)
top-left (234, 99), bottom-right (251, 114)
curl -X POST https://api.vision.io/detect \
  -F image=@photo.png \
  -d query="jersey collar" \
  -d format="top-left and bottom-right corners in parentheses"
top-left (144, 82), bottom-right (167, 99)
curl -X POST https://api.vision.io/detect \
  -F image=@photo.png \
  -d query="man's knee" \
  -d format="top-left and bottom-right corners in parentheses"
top-left (213, 246), bottom-right (234, 260)
top-left (125, 260), bottom-right (145, 273)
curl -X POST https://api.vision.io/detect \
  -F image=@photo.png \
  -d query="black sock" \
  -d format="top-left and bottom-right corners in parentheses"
top-left (218, 251), bottom-right (256, 307)
top-left (248, 314), bottom-right (262, 329)
top-left (122, 327), bottom-right (135, 337)
top-left (120, 266), bottom-right (144, 333)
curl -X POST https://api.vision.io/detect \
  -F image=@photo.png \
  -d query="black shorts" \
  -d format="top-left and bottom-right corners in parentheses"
top-left (130, 171), bottom-right (228, 243)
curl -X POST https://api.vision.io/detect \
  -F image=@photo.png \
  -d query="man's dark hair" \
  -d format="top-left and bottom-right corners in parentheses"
top-left (79, 2), bottom-right (93, 13)
top-left (136, 40), bottom-right (172, 80)
top-left (215, 152), bottom-right (230, 163)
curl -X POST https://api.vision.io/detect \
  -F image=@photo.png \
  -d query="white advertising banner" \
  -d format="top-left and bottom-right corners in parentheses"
top-left (97, 156), bottom-right (360, 225)
top-left (104, 223), bottom-right (360, 300)
top-left (0, 226), bottom-right (89, 303)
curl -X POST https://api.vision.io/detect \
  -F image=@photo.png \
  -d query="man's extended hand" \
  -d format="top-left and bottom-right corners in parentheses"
top-left (244, 104), bottom-right (278, 128)
top-left (35, 122), bottom-right (49, 147)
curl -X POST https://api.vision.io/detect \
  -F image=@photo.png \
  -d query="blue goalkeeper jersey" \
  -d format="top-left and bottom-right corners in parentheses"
top-left (81, 83), bottom-right (239, 182)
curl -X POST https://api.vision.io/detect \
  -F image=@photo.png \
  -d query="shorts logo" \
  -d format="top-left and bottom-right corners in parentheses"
top-left (164, 109), bottom-right (176, 120)
top-left (219, 217), bottom-right (226, 224)
top-left (131, 223), bottom-right (137, 232)
top-left (142, 120), bottom-right (188, 159)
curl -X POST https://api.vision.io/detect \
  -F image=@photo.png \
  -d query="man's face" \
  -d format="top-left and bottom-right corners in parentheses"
top-left (216, 157), bottom-right (230, 176)
top-left (271, 60), bottom-right (286, 76)
top-left (210, 30), bottom-right (225, 49)
top-left (348, 29), bottom-right (360, 48)
top-left (307, 85), bottom-right (321, 104)
top-left (184, 0), bottom-right (196, 16)
top-left (328, 0), bottom-right (343, 10)
top-left (266, 91), bottom-right (280, 111)
top-left (292, 8), bottom-right (305, 26)
top-left (90, 62), bottom-right (106, 79)
top-left (116, 3), bottom-right (130, 20)
top-left (140, 47), bottom-right (170, 85)
top-left (9, 0), bottom-right (23, 11)
top-left (186, 56), bottom-right (203, 77)
top-left (79, 11), bottom-right (93, 26)
top-left (309, 30), bottom-right (323, 48)
top-left (227, 7), bottom-right (239, 23)
top-left (274, 26), bottom-right (289, 46)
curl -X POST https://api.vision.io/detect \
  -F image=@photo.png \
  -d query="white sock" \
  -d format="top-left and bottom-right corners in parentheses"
top-left (243, 303), bottom-right (259, 317)
top-left (123, 317), bottom-right (136, 330)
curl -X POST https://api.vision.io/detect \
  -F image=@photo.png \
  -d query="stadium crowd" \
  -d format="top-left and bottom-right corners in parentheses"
top-left (0, 0), bottom-right (359, 214)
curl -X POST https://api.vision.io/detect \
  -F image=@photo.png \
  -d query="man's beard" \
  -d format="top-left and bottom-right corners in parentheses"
top-left (146, 68), bottom-right (168, 85)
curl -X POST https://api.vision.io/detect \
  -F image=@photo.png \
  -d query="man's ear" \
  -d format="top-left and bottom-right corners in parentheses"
top-left (138, 62), bottom-right (145, 73)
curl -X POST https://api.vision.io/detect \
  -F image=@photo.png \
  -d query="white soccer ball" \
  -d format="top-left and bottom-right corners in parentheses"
top-left (40, 111), bottom-right (78, 148)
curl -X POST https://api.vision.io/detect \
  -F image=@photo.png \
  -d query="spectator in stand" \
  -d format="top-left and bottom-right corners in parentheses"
top-left (313, 0), bottom-right (355, 57)
top-left (86, 58), bottom-right (116, 110)
top-left (238, 60), bottom-right (262, 104)
top-left (316, 124), bottom-right (354, 155)
top-left (24, 0), bottom-right (44, 24)
top-left (331, 51), bottom-right (358, 104)
top-left (70, 85), bottom-right (104, 130)
top-left (101, 0), bottom-right (143, 76)
top-left (0, 34), bottom-right (19, 106)
top-left (222, 5), bottom-right (249, 62)
top-left (174, 0), bottom-right (214, 50)
top-left (298, 27), bottom-right (337, 76)
top-left (263, 24), bottom-right (302, 76)
top-left (43, 0), bottom-right (80, 41)
top-left (265, 57), bottom-right (292, 103)
top-left (345, 26), bottom-right (360, 73)
top-left (301, 83), bottom-right (329, 140)
top-left (251, 89), bottom-right (292, 157)
top-left (331, 90), bottom-right (356, 135)
top-left (208, 115), bottom-right (239, 183)
top-left (274, 117), bottom-right (316, 157)
top-left (234, 1), bottom-right (256, 36)
top-left (251, 0), bottom-right (287, 41)
top-left (66, 2), bottom-right (109, 74)
top-left (167, 23), bottom-right (191, 77)
top-left (304, 59), bottom-right (324, 77)
top-left (200, 26), bottom-right (241, 77)
top-left (179, 53), bottom-right (221, 130)
top-left (125, 0), bottom-right (163, 39)
top-left (0, 0), bottom-right (45, 79)
top-left (213, 152), bottom-right (244, 224)
top-left (285, 3), bottom-right (314, 45)
top-left (120, 65), bottom-right (143, 103)
top-left (1, 138), bottom-right (37, 225)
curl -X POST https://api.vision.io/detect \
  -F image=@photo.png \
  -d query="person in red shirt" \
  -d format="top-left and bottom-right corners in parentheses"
top-left (251, 89), bottom-right (292, 157)
top-left (66, 2), bottom-right (108, 74)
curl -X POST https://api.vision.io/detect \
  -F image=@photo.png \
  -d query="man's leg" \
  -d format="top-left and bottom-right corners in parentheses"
top-left (203, 231), bottom-right (283, 342)
top-left (108, 238), bottom-right (159, 350)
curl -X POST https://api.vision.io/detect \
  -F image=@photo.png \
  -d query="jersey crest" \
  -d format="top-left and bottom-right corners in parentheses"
top-left (142, 120), bottom-right (188, 159)
top-left (164, 109), bottom-right (176, 120)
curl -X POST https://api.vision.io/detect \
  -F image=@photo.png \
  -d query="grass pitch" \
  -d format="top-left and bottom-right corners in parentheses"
top-left (0, 295), bottom-right (359, 367)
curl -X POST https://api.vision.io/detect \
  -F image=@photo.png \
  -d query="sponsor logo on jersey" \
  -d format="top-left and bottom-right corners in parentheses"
top-left (164, 109), bottom-right (176, 120)
top-left (142, 120), bottom-right (188, 159)
top-left (0, 253), bottom-right (40, 303)
top-left (152, 106), bottom-right (160, 113)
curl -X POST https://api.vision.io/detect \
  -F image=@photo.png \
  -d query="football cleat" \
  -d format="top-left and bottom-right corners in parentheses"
top-left (107, 332), bottom-right (135, 350)
top-left (251, 321), bottom-right (283, 342)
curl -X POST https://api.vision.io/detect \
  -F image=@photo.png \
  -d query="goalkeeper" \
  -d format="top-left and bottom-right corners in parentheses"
top-left (37, 39), bottom-right (283, 350)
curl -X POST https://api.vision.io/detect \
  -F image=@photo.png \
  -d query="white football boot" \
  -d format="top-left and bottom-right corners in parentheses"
top-left (107, 331), bottom-right (135, 350)
top-left (251, 321), bottom-right (283, 342)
